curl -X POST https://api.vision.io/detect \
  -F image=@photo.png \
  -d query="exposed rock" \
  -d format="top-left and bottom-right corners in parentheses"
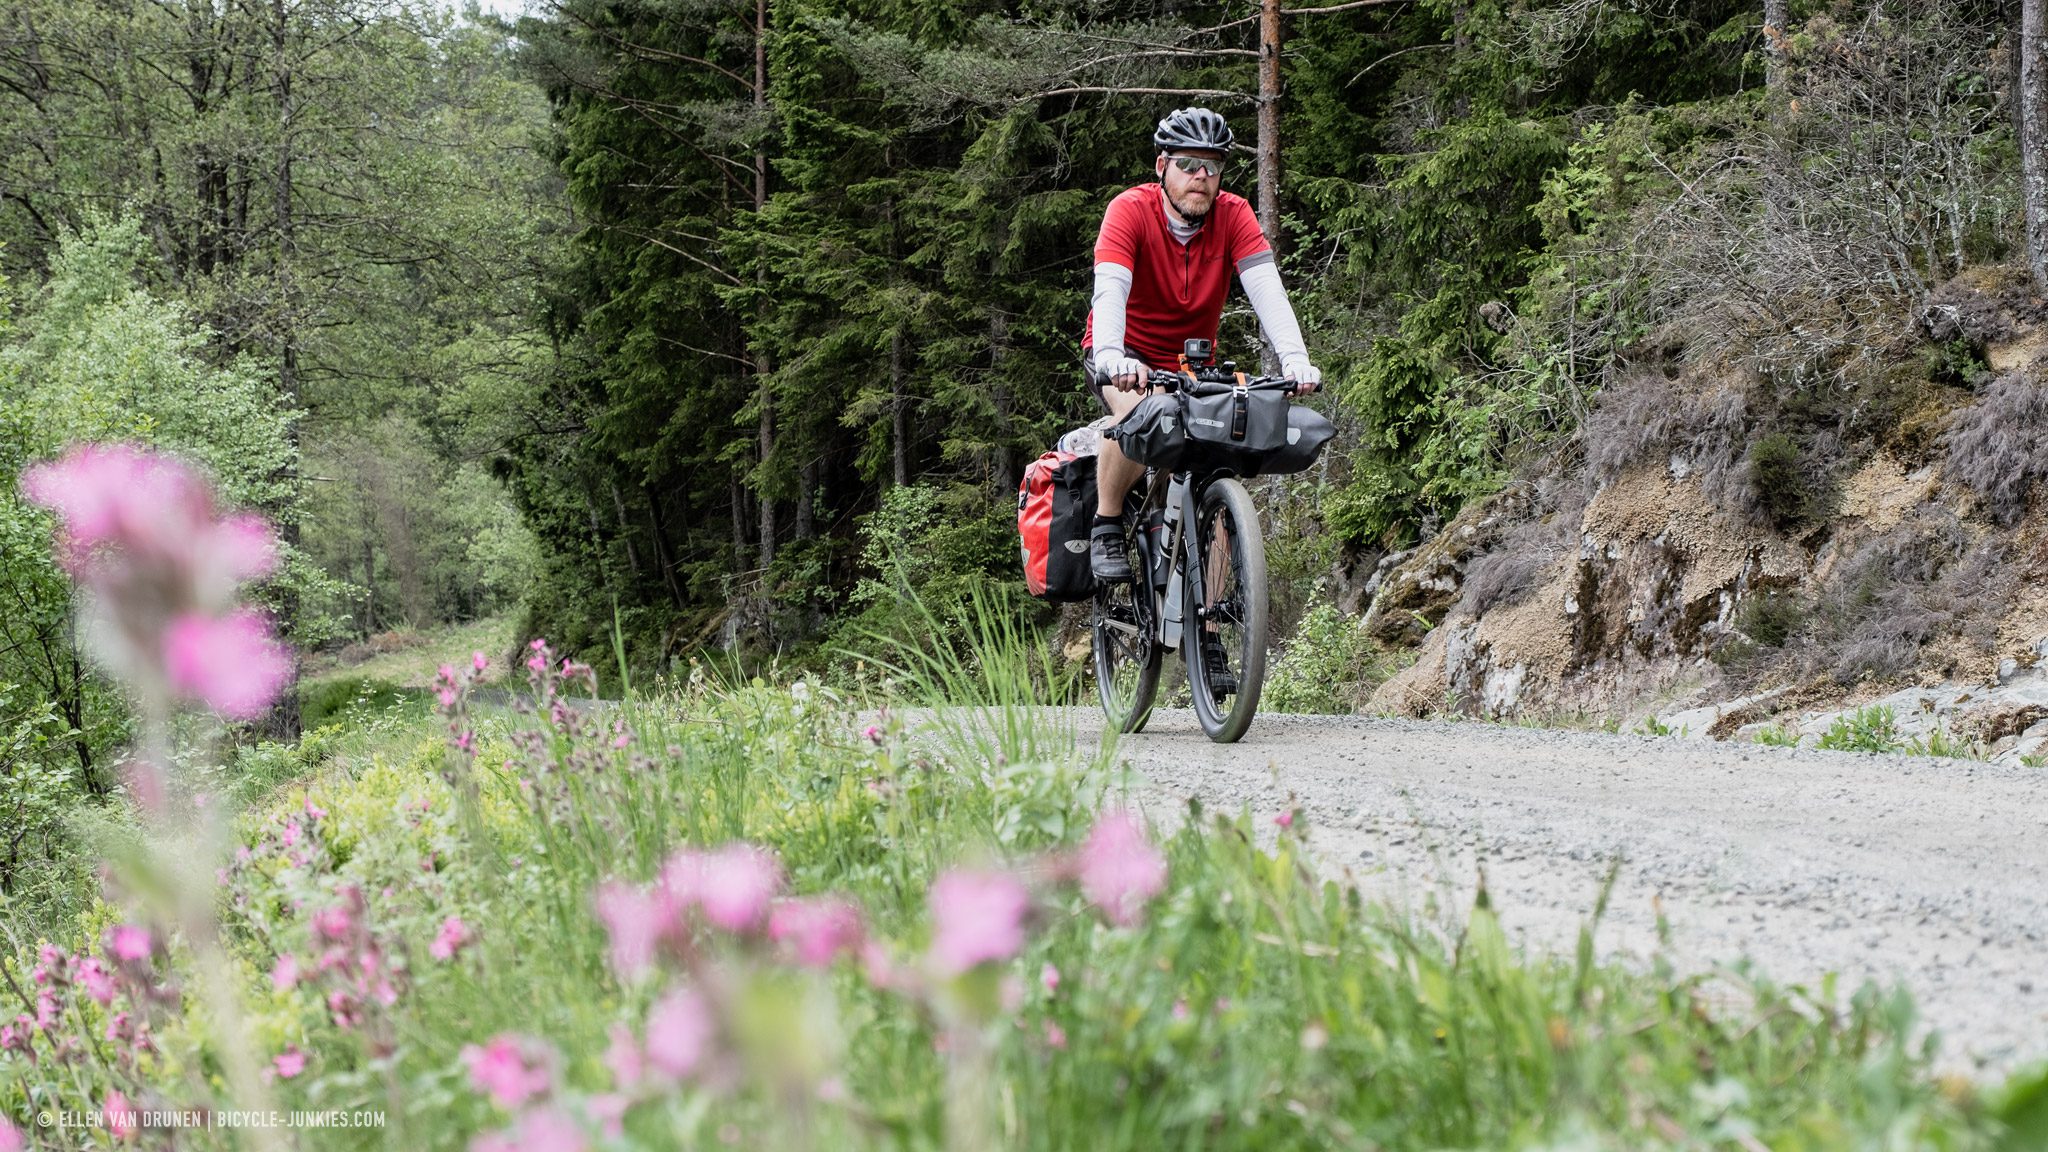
top-left (1360, 490), bottom-right (1528, 647)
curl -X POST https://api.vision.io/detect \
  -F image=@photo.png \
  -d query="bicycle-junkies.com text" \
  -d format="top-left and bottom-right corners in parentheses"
top-left (38, 1107), bottom-right (387, 1131)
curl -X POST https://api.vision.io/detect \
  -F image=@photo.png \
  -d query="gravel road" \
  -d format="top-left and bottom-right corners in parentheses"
top-left (1079, 710), bottom-right (2048, 1076)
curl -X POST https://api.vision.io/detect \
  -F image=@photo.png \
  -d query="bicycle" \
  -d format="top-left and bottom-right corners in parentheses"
top-left (1090, 347), bottom-right (1310, 743)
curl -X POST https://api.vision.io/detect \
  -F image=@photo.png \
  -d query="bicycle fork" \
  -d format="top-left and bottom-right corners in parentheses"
top-left (1158, 474), bottom-right (1191, 650)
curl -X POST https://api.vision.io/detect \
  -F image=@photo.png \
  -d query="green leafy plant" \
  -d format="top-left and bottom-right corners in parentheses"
top-left (1817, 706), bottom-right (1905, 753)
top-left (1753, 723), bottom-right (1800, 747)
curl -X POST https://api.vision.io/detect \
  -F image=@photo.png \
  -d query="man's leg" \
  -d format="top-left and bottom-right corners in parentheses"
top-left (1089, 384), bottom-right (1150, 582)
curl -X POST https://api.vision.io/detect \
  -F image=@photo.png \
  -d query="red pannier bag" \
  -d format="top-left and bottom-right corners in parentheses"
top-left (1017, 449), bottom-right (1098, 602)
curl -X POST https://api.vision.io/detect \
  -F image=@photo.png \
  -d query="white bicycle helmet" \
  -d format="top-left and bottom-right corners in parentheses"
top-left (1153, 108), bottom-right (1234, 152)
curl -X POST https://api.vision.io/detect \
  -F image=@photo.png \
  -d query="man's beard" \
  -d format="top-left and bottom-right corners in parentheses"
top-left (1167, 188), bottom-right (1210, 225)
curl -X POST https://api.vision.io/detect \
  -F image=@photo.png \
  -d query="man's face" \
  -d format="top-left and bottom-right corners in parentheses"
top-left (1156, 149), bottom-right (1225, 224)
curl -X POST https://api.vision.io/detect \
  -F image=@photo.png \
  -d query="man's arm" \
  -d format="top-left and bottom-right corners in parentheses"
top-left (1091, 262), bottom-right (1147, 389)
top-left (1237, 254), bottom-right (1321, 391)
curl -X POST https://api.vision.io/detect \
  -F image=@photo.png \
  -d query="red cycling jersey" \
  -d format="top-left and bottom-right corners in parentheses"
top-left (1082, 183), bottom-right (1273, 370)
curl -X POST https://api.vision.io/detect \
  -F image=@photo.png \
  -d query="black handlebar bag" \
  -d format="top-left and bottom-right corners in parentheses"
top-left (1236, 404), bottom-right (1336, 478)
top-left (1183, 386), bottom-right (1290, 454)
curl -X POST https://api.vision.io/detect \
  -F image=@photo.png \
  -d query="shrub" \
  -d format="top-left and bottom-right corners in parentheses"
top-left (1817, 705), bottom-right (1904, 754)
top-left (1942, 370), bottom-right (2048, 525)
top-left (1744, 432), bottom-right (1834, 530)
top-left (1263, 596), bottom-right (1403, 714)
top-left (1733, 591), bottom-right (1804, 648)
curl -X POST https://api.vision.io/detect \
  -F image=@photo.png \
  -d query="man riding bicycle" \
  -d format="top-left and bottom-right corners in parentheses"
top-left (1083, 107), bottom-right (1323, 583)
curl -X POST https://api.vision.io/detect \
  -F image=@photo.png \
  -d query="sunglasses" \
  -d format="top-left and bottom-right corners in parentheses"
top-left (1167, 155), bottom-right (1224, 179)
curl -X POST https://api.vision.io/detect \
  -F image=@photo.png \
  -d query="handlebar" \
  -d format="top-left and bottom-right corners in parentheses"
top-left (1143, 369), bottom-right (1302, 397)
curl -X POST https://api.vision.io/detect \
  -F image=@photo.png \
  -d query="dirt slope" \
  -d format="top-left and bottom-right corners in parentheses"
top-left (1088, 710), bottom-right (2048, 1075)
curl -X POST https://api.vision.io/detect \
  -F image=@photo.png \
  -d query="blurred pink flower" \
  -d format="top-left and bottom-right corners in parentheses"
top-left (643, 987), bottom-right (714, 1080)
top-left (697, 843), bottom-right (782, 933)
top-left (274, 1046), bottom-right (307, 1079)
top-left (1043, 1021), bottom-right (1067, 1050)
top-left (311, 897), bottom-right (357, 944)
top-left (106, 924), bottom-right (151, 963)
top-left (431, 917), bottom-right (473, 962)
top-left (462, 1034), bottom-right (555, 1109)
top-left (1273, 810), bottom-right (1294, 829)
top-left (604, 1024), bottom-right (643, 1089)
top-left (20, 444), bottom-right (208, 566)
top-left (595, 881), bottom-right (674, 982)
top-left (927, 869), bottom-right (1030, 976)
top-left (105, 1089), bottom-right (135, 1139)
top-left (584, 1093), bottom-right (629, 1140)
top-left (768, 897), bottom-right (864, 968)
top-left (272, 953), bottom-right (299, 991)
top-left (659, 849), bottom-right (705, 908)
top-left (473, 651), bottom-right (489, 673)
top-left (511, 1107), bottom-right (587, 1152)
top-left (1077, 811), bottom-right (1168, 927)
top-left (78, 957), bottom-right (115, 1006)
top-left (163, 610), bottom-right (291, 720)
top-left (862, 724), bottom-right (882, 744)
top-left (1040, 963), bottom-right (1060, 996)
top-left (0, 1116), bottom-right (22, 1152)
top-left (194, 514), bottom-right (279, 593)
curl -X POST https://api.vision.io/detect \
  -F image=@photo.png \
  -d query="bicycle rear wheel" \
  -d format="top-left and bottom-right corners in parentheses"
top-left (1184, 477), bottom-right (1268, 743)
top-left (1091, 517), bottom-right (1162, 734)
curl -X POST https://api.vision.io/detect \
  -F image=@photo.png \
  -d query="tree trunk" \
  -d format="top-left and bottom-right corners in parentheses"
top-left (1256, 0), bottom-right (1283, 249)
top-left (794, 460), bottom-right (816, 541)
top-left (1763, 0), bottom-right (1789, 91)
top-left (752, 0), bottom-right (777, 569)
top-left (890, 326), bottom-right (909, 487)
top-left (264, 0), bottom-right (302, 739)
top-left (2025, 0), bottom-right (2048, 292)
top-left (988, 311), bottom-right (1016, 494)
top-left (1451, 3), bottom-right (1472, 117)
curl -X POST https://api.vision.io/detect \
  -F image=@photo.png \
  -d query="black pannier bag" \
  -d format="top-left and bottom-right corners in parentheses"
top-left (1102, 393), bottom-right (1186, 469)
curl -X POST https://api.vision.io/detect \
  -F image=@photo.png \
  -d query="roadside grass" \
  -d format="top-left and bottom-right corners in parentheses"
top-left (301, 614), bottom-right (519, 691)
top-left (4, 597), bottom-right (2039, 1150)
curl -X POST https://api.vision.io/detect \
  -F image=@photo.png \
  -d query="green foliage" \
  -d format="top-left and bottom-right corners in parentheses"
top-left (1746, 432), bottom-right (1833, 530)
top-left (299, 677), bottom-right (427, 732)
top-left (30, 619), bottom-right (1994, 1150)
top-left (1817, 706), bottom-right (1905, 754)
top-left (1753, 723), bottom-right (1799, 747)
top-left (1905, 727), bottom-right (1984, 762)
top-left (1264, 595), bottom-right (1402, 714)
top-left (1734, 590), bottom-right (1805, 648)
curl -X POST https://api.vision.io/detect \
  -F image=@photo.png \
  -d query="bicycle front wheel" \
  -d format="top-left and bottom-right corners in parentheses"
top-left (1184, 477), bottom-right (1268, 743)
top-left (1091, 522), bottom-right (1162, 734)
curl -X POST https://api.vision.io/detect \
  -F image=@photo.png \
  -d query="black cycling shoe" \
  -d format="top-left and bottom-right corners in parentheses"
top-left (1090, 523), bottom-right (1133, 582)
top-left (1200, 634), bottom-right (1237, 696)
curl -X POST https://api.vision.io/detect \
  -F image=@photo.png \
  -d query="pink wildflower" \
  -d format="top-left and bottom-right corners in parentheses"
top-left (604, 1024), bottom-right (643, 1089)
top-left (1274, 810), bottom-right (1294, 829)
top-left (105, 1089), bottom-right (135, 1139)
top-left (595, 881), bottom-right (674, 981)
top-left (768, 897), bottom-right (864, 968)
top-left (643, 987), bottom-right (715, 1080)
top-left (1040, 963), bottom-right (1060, 996)
top-left (696, 842), bottom-right (782, 933)
top-left (473, 651), bottom-right (489, 673)
top-left (512, 1107), bottom-right (587, 1152)
top-left (431, 917), bottom-right (473, 962)
top-left (585, 1093), bottom-right (629, 1140)
top-left (274, 1046), bottom-right (307, 1079)
top-left (1043, 1021), bottom-right (1067, 1050)
top-left (78, 957), bottom-right (115, 1005)
top-left (926, 869), bottom-right (1031, 976)
top-left (21, 444), bottom-right (206, 564)
top-left (311, 898), bottom-right (357, 944)
top-left (272, 953), bottom-right (299, 991)
top-left (162, 609), bottom-right (291, 720)
top-left (195, 514), bottom-right (279, 591)
top-left (862, 724), bottom-right (882, 744)
top-left (0, 1116), bottom-right (22, 1152)
top-left (1076, 811), bottom-right (1168, 927)
top-left (106, 924), bottom-right (152, 963)
top-left (462, 1034), bottom-right (555, 1109)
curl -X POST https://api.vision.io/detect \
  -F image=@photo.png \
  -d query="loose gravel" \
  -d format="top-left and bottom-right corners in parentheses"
top-left (1081, 710), bottom-right (2048, 1076)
